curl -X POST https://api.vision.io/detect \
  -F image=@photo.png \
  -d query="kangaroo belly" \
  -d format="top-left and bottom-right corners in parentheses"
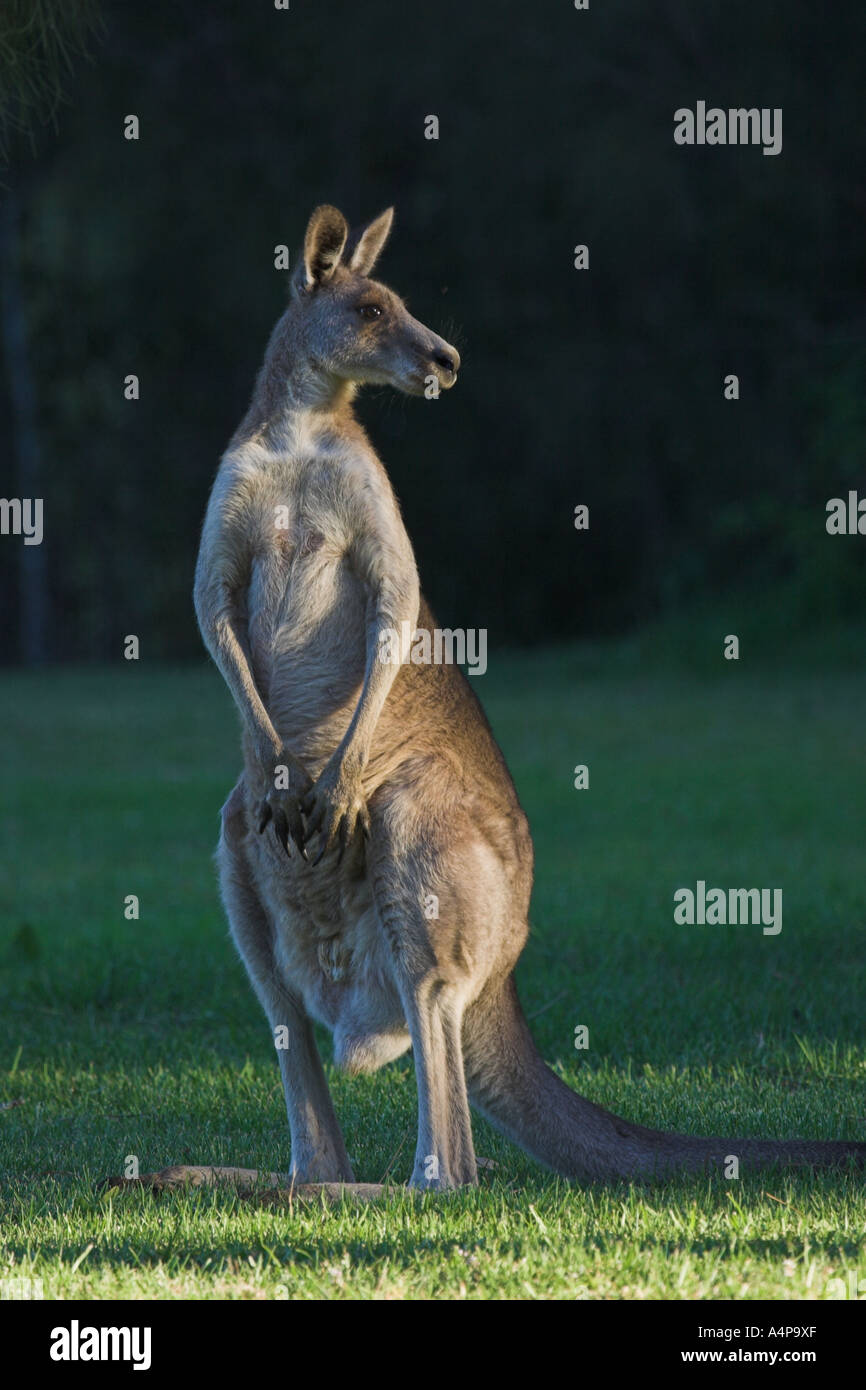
top-left (248, 539), bottom-right (367, 751)
top-left (246, 829), bottom-right (410, 1068)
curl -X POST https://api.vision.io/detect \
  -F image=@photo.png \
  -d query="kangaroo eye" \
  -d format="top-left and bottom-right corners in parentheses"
top-left (358, 304), bottom-right (382, 320)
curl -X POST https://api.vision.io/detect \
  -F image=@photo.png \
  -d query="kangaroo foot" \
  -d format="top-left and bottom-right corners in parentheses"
top-left (98, 1164), bottom-right (401, 1203)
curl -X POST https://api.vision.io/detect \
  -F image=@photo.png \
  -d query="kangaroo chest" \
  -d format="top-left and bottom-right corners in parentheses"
top-left (239, 461), bottom-right (369, 743)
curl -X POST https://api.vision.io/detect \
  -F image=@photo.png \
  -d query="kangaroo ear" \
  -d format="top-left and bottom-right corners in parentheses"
top-left (348, 207), bottom-right (394, 276)
top-left (299, 205), bottom-right (349, 288)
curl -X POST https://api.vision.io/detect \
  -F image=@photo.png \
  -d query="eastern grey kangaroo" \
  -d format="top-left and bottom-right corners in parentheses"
top-left (192, 204), bottom-right (864, 1189)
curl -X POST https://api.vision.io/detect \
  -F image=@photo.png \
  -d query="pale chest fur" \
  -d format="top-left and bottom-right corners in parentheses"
top-left (228, 433), bottom-right (380, 760)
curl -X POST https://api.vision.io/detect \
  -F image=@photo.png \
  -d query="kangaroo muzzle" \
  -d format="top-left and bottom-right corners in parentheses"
top-left (418, 334), bottom-right (460, 391)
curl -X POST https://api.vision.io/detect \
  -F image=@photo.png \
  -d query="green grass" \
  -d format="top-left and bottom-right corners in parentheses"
top-left (0, 655), bottom-right (864, 1300)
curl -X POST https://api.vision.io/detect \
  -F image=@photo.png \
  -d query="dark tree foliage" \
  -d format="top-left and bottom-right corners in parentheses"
top-left (0, 0), bottom-right (864, 661)
top-left (0, 0), bottom-right (103, 166)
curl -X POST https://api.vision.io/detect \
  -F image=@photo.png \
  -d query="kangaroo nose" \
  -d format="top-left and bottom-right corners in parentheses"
top-left (434, 347), bottom-right (459, 375)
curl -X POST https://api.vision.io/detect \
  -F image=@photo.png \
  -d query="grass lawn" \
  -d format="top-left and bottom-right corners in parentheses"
top-left (0, 654), bottom-right (864, 1300)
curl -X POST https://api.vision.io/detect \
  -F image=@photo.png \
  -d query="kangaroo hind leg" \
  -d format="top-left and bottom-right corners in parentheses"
top-left (368, 786), bottom-right (486, 1190)
top-left (218, 779), bottom-right (355, 1184)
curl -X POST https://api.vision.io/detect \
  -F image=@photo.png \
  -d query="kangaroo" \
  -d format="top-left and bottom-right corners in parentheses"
top-left (190, 204), bottom-right (864, 1190)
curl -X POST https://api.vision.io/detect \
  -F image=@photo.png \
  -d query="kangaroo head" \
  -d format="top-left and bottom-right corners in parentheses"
top-left (288, 205), bottom-right (460, 397)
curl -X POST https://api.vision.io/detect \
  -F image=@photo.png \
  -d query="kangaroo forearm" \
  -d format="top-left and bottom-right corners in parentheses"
top-left (340, 661), bottom-right (396, 770)
top-left (339, 584), bottom-right (417, 768)
top-left (209, 610), bottom-right (282, 766)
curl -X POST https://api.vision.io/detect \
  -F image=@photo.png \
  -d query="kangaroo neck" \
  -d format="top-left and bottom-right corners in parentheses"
top-left (242, 363), bottom-right (359, 450)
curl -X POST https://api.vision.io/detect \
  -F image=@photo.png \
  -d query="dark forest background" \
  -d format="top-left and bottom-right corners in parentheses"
top-left (1, 0), bottom-right (864, 663)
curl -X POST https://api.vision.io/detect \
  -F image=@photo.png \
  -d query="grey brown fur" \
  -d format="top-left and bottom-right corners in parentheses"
top-left (192, 204), bottom-right (864, 1189)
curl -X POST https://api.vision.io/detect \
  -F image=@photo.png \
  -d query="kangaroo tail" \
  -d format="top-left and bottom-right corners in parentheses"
top-left (463, 975), bottom-right (865, 1180)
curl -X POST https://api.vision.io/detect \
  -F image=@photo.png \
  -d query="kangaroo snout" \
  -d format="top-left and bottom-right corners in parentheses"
top-left (402, 320), bottom-right (460, 394)
top-left (433, 344), bottom-right (460, 379)
top-left (427, 339), bottom-right (460, 389)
